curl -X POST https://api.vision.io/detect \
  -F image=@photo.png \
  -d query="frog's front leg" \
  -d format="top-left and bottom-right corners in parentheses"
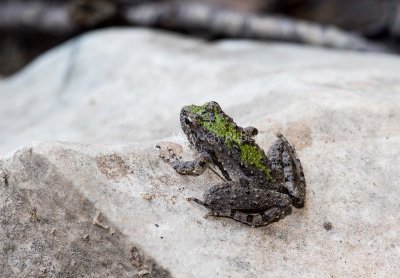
top-left (267, 133), bottom-right (306, 206)
top-left (170, 152), bottom-right (212, 176)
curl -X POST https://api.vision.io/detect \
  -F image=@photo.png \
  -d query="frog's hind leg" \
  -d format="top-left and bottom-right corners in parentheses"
top-left (267, 133), bottom-right (306, 206)
top-left (206, 207), bottom-right (291, 227)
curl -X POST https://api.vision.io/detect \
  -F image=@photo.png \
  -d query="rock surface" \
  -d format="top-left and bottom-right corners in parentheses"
top-left (1, 28), bottom-right (400, 277)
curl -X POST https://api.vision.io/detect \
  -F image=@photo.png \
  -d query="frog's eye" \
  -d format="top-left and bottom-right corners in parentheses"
top-left (185, 116), bottom-right (199, 128)
top-left (207, 101), bottom-right (220, 110)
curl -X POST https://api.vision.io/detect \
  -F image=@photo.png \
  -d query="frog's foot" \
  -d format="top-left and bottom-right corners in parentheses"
top-left (156, 142), bottom-right (183, 162)
top-left (170, 152), bottom-right (211, 175)
top-left (267, 133), bottom-right (306, 207)
top-left (187, 197), bottom-right (209, 208)
top-left (188, 198), bottom-right (215, 219)
top-left (157, 142), bottom-right (211, 175)
top-left (206, 207), bottom-right (291, 227)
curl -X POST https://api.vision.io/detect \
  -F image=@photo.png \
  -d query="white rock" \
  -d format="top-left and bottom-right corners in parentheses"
top-left (0, 28), bottom-right (399, 277)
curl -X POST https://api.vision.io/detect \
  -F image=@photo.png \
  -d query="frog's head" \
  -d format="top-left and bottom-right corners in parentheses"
top-left (180, 101), bottom-right (223, 145)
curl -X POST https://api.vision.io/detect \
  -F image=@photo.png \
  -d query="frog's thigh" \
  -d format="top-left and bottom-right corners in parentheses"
top-left (234, 207), bottom-right (290, 227)
top-left (267, 134), bottom-right (306, 206)
top-left (209, 189), bottom-right (291, 227)
top-left (282, 149), bottom-right (305, 206)
top-left (171, 152), bottom-right (211, 175)
top-left (208, 207), bottom-right (290, 227)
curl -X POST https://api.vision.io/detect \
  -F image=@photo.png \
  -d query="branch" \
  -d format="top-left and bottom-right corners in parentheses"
top-left (124, 2), bottom-right (389, 52)
top-left (0, 2), bottom-right (76, 35)
top-left (0, 1), bottom-right (389, 52)
top-left (0, 0), bottom-right (118, 35)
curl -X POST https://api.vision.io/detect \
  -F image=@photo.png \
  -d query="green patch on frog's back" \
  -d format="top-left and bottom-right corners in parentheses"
top-left (187, 104), bottom-right (272, 179)
top-left (186, 105), bottom-right (204, 116)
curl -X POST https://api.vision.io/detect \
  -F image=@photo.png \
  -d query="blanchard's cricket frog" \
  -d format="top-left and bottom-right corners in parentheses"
top-left (159, 101), bottom-right (306, 227)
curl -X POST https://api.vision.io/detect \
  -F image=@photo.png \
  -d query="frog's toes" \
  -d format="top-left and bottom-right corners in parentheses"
top-left (187, 197), bottom-right (209, 207)
top-left (156, 142), bottom-right (183, 162)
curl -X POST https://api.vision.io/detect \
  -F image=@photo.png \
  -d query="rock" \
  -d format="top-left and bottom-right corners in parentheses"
top-left (1, 29), bottom-right (400, 277)
top-left (0, 145), bottom-right (171, 277)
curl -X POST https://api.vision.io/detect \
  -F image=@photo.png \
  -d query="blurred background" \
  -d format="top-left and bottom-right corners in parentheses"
top-left (1, 0), bottom-right (400, 77)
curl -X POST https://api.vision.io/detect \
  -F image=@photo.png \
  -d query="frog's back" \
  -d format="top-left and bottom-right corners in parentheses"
top-left (211, 128), bottom-right (272, 184)
top-left (181, 101), bottom-right (272, 183)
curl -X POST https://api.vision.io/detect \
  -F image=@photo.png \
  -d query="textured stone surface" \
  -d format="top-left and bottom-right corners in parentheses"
top-left (1, 29), bottom-right (400, 277)
top-left (0, 145), bottom-right (171, 277)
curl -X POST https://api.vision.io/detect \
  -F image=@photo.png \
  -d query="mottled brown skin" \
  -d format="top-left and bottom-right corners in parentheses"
top-left (163, 101), bottom-right (306, 227)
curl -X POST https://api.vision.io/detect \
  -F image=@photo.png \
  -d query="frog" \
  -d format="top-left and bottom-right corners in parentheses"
top-left (159, 101), bottom-right (306, 227)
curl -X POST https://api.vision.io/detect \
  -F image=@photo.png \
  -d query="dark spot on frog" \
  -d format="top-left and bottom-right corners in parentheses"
top-left (155, 224), bottom-right (159, 227)
top-left (323, 221), bottom-right (333, 231)
top-left (96, 154), bottom-right (130, 180)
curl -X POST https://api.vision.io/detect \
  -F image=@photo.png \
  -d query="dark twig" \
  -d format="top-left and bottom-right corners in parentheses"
top-left (124, 2), bottom-right (389, 52)
top-left (0, 2), bottom-right (76, 35)
top-left (0, 1), bottom-right (390, 52)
